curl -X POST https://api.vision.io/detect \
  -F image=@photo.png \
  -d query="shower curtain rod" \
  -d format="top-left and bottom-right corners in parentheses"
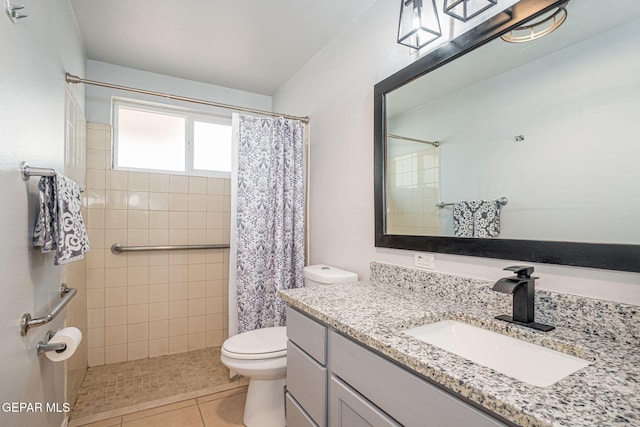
top-left (387, 133), bottom-right (440, 147)
top-left (65, 73), bottom-right (309, 124)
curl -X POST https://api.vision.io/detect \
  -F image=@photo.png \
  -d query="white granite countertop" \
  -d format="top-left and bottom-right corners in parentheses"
top-left (279, 264), bottom-right (640, 427)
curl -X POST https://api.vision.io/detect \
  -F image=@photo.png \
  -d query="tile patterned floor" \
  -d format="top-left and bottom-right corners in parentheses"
top-left (72, 387), bottom-right (247, 427)
top-left (70, 347), bottom-right (247, 426)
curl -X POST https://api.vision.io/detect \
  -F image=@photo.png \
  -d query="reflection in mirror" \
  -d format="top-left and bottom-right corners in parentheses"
top-left (384, 0), bottom-right (640, 245)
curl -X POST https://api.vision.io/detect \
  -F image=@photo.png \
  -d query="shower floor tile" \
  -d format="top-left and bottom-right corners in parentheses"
top-left (70, 347), bottom-right (247, 425)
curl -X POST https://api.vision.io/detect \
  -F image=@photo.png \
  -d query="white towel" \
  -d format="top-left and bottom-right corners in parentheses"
top-left (453, 200), bottom-right (500, 238)
top-left (33, 173), bottom-right (90, 265)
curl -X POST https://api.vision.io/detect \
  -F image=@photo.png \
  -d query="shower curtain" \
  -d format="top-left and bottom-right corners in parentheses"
top-left (229, 113), bottom-right (306, 335)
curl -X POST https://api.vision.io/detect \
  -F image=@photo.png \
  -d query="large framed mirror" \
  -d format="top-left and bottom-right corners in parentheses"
top-left (374, 0), bottom-right (640, 272)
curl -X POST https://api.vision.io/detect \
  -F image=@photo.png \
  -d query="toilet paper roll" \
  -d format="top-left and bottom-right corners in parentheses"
top-left (45, 327), bottom-right (83, 362)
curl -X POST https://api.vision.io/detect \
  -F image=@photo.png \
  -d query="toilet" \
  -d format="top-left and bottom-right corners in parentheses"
top-left (221, 264), bottom-right (357, 427)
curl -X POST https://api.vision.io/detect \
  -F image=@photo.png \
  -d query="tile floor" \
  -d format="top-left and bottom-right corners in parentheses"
top-left (70, 347), bottom-right (248, 426)
top-left (72, 387), bottom-right (247, 427)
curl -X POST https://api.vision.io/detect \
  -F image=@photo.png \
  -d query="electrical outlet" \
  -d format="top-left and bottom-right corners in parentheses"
top-left (414, 253), bottom-right (435, 270)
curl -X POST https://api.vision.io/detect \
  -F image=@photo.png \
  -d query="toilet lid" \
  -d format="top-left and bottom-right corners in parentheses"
top-left (222, 326), bottom-right (287, 360)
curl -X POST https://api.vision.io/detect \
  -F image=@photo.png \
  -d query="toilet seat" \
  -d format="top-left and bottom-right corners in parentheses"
top-left (222, 326), bottom-right (287, 360)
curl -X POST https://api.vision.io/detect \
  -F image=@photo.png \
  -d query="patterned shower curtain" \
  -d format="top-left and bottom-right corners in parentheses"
top-left (231, 114), bottom-right (305, 334)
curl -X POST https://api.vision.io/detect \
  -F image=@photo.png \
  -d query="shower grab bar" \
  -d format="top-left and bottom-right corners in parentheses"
top-left (20, 284), bottom-right (77, 336)
top-left (111, 243), bottom-right (230, 254)
top-left (21, 161), bottom-right (84, 192)
top-left (436, 197), bottom-right (508, 208)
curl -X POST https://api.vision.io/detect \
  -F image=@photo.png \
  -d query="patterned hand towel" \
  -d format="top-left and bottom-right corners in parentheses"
top-left (453, 200), bottom-right (501, 238)
top-left (33, 173), bottom-right (90, 265)
top-left (473, 200), bottom-right (500, 238)
top-left (453, 201), bottom-right (475, 237)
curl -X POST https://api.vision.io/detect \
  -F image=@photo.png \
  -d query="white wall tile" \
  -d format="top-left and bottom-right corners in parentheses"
top-left (188, 177), bottom-right (207, 194)
top-left (128, 304), bottom-right (149, 324)
top-left (127, 322), bottom-right (148, 343)
top-left (149, 302), bottom-right (168, 321)
top-left (128, 285), bottom-right (149, 305)
top-left (105, 287), bottom-right (127, 307)
top-left (88, 347), bottom-right (105, 367)
top-left (105, 344), bottom-right (127, 364)
top-left (188, 333), bottom-right (206, 351)
top-left (105, 306), bottom-right (127, 326)
top-left (105, 325), bottom-right (127, 346)
top-left (106, 170), bottom-right (128, 190)
top-left (168, 336), bottom-right (188, 354)
top-left (127, 341), bottom-right (148, 361)
top-left (149, 192), bottom-right (170, 211)
top-left (169, 318), bottom-right (188, 337)
top-left (149, 320), bottom-right (168, 340)
top-left (169, 175), bottom-right (189, 193)
top-left (149, 174), bottom-right (170, 192)
top-left (128, 172), bottom-right (149, 191)
top-left (128, 191), bottom-right (150, 210)
top-left (149, 338), bottom-right (169, 358)
top-left (169, 193), bottom-right (189, 211)
top-left (149, 211), bottom-right (169, 229)
top-left (88, 328), bottom-right (105, 349)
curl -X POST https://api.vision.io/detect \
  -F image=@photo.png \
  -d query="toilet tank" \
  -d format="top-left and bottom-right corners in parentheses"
top-left (303, 264), bottom-right (358, 287)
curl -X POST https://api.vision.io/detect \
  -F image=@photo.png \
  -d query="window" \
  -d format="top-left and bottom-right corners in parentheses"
top-left (113, 99), bottom-right (232, 177)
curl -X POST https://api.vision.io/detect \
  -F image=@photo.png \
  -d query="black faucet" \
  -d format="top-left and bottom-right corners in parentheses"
top-left (492, 266), bottom-right (554, 332)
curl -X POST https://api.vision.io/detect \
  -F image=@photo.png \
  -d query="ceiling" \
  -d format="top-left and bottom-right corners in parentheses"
top-left (69, 0), bottom-right (377, 95)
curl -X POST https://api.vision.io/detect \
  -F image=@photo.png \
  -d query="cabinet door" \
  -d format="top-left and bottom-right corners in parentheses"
top-left (330, 376), bottom-right (401, 427)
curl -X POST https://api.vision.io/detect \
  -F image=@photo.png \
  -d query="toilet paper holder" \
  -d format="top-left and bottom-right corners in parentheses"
top-left (36, 330), bottom-right (66, 356)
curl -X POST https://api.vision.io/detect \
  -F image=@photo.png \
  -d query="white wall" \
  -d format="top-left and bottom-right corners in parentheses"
top-left (273, 0), bottom-right (640, 305)
top-left (0, 1), bottom-right (86, 426)
top-left (85, 61), bottom-right (273, 125)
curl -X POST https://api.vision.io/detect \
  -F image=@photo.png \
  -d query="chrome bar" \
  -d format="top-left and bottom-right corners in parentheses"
top-left (20, 284), bottom-right (77, 336)
top-left (436, 197), bottom-right (508, 208)
top-left (36, 330), bottom-right (66, 356)
top-left (21, 161), bottom-right (55, 181)
top-left (21, 161), bottom-right (84, 192)
top-left (387, 133), bottom-right (440, 147)
top-left (111, 243), bottom-right (230, 254)
top-left (65, 73), bottom-right (310, 124)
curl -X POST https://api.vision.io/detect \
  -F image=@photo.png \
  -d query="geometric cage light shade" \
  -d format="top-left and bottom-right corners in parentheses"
top-left (398, 0), bottom-right (442, 50)
top-left (444, 0), bottom-right (498, 22)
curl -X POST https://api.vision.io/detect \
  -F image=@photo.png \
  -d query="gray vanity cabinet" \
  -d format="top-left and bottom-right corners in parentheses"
top-left (286, 307), bottom-right (507, 427)
top-left (286, 307), bottom-right (327, 427)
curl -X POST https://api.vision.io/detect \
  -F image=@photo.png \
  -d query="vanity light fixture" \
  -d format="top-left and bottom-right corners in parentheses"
top-left (444, 0), bottom-right (497, 22)
top-left (397, 0), bottom-right (442, 50)
top-left (501, 2), bottom-right (568, 43)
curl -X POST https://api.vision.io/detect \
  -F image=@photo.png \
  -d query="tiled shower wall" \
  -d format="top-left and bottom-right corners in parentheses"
top-left (84, 123), bottom-right (230, 367)
top-left (386, 147), bottom-right (441, 235)
top-left (64, 89), bottom-right (88, 404)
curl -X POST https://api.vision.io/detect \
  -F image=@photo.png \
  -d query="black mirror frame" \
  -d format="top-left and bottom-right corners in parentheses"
top-left (374, 0), bottom-right (640, 273)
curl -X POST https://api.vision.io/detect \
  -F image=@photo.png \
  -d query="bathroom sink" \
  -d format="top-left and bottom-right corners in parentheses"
top-left (403, 320), bottom-right (590, 387)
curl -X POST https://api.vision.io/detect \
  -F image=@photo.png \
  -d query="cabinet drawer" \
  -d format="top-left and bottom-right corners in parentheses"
top-left (287, 306), bottom-right (327, 364)
top-left (330, 332), bottom-right (506, 427)
top-left (286, 392), bottom-right (318, 427)
top-left (287, 340), bottom-right (327, 426)
top-left (330, 376), bottom-right (400, 427)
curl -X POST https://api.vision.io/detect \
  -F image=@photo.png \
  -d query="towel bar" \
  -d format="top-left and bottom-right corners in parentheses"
top-left (111, 243), bottom-right (230, 254)
top-left (436, 197), bottom-right (508, 208)
top-left (20, 284), bottom-right (77, 336)
top-left (21, 161), bottom-right (84, 192)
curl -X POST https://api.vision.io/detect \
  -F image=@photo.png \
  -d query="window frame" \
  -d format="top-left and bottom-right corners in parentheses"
top-left (112, 98), bottom-right (232, 178)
